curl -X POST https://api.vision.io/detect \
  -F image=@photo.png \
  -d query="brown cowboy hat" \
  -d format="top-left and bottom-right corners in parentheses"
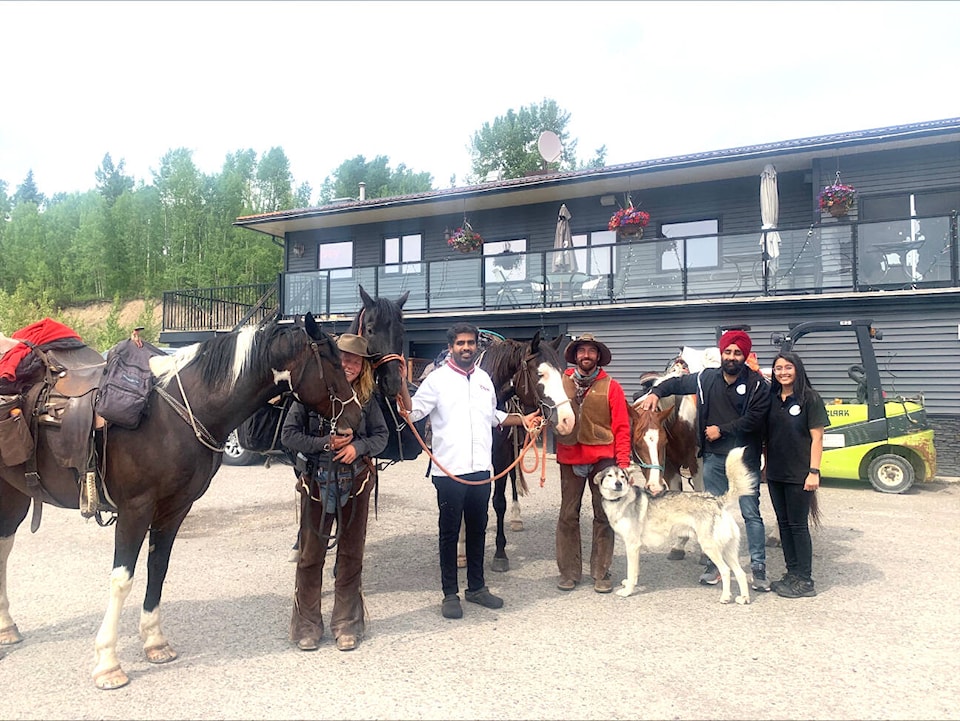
top-left (564, 333), bottom-right (612, 366)
top-left (336, 333), bottom-right (372, 357)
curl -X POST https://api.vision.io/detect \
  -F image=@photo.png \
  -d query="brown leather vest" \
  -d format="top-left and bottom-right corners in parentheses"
top-left (557, 374), bottom-right (613, 446)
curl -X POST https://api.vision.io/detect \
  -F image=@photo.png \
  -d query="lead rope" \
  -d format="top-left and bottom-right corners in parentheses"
top-left (395, 398), bottom-right (547, 485)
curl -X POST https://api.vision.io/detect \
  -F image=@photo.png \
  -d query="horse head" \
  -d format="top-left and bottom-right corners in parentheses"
top-left (524, 331), bottom-right (575, 437)
top-left (627, 402), bottom-right (673, 496)
top-left (297, 313), bottom-right (362, 433)
top-left (355, 285), bottom-right (407, 399)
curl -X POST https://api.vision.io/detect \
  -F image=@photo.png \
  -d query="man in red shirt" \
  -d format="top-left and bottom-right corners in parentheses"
top-left (555, 333), bottom-right (632, 593)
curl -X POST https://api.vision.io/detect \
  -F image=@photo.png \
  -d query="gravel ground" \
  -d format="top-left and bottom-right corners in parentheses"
top-left (3, 458), bottom-right (958, 720)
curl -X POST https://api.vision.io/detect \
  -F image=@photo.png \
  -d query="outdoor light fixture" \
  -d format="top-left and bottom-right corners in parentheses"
top-left (292, 242), bottom-right (305, 258)
top-left (600, 195), bottom-right (616, 206)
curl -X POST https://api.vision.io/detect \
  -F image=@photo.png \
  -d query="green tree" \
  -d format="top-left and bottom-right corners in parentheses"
top-left (318, 155), bottom-right (433, 205)
top-left (153, 148), bottom-right (206, 289)
top-left (468, 98), bottom-right (590, 182)
top-left (95, 153), bottom-right (135, 207)
top-left (255, 147), bottom-right (294, 213)
top-left (12, 170), bottom-right (45, 207)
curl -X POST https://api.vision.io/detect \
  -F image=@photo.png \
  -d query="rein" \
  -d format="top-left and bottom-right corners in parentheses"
top-left (396, 399), bottom-right (549, 486)
top-left (155, 374), bottom-right (223, 452)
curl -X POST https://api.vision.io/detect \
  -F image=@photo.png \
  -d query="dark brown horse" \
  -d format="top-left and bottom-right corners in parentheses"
top-left (0, 313), bottom-right (360, 689)
top-left (350, 285), bottom-right (408, 399)
top-left (478, 332), bottom-right (575, 572)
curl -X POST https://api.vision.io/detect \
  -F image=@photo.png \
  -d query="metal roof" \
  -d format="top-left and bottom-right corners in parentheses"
top-left (235, 117), bottom-right (960, 238)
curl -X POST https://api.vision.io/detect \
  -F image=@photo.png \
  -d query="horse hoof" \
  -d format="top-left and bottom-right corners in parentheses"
top-left (144, 642), bottom-right (178, 664)
top-left (94, 665), bottom-right (130, 690)
top-left (490, 557), bottom-right (509, 573)
top-left (457, 555), bottom-right (467, 569)
top-left (666, 549), bottom-right (685, 561)
top-left (509, 520), bottom-right (523, 532)
top-left (0, 624), bottom-right (23, 646)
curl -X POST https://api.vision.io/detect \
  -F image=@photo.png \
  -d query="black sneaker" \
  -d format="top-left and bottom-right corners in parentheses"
top-left (776, 577), bottom-right (817, 598)
top-left (441, 593), bottom-right (463, 618)
top-left (465, 586), bottom-right (504, 609)
top-left (770, 572), bottom-right (797, 593)
top-left (698, 563), bottom-right (721, 585)
top-left (751, 563), bottom-right (772, 592)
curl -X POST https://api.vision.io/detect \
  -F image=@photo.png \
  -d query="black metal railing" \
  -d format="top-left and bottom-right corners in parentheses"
top-left (163, 213), bottom-right (959, 331)
top-left (162, 281), bottom-right (278, 332)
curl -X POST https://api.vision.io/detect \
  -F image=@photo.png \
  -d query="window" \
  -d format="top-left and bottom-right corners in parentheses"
top-left (384, 233), bottom-right (422, 273)
top-left (572, 230), bottom-right (616, 275)
top-left (660, 219), bottom-right (719, 271)
top-left (861, 189), bottom-right (960, 221)
top-left (319, 241), bottom-right (353, 279)
top-left (485, 239), bottom-right (527, 281)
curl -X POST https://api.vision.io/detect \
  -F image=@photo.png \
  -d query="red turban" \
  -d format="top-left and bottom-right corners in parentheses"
top-left (719, 330), bottom-right (752, 357)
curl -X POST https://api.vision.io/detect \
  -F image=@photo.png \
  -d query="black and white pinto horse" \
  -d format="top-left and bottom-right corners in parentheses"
top-left (475, 332), bottom-right (575, 572)
top-left (0, 314), bottom-right (360, 689)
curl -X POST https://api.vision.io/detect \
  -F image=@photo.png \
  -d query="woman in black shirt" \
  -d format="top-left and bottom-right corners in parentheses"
top-left (764, 351), bottom-right (829, 598)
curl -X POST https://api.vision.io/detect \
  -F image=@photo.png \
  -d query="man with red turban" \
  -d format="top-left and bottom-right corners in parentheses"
top-left (638, 328), bottom-right (772, 591)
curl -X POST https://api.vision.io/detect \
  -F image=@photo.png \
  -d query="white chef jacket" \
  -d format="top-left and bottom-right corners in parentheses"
top-left (407, 359), bottom-right (507, 476)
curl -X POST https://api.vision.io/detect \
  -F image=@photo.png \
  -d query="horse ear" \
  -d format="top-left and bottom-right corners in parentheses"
top-left (549, 334), bottom-right (564, 351)
top-left (531, 330), bottom-right (542, 349)
top-left (359, 285), bottom-right (374, 308)
top-left (304, 312), bottom-right (320, 339)
top-left (396, 290), bottom-right (409, 308)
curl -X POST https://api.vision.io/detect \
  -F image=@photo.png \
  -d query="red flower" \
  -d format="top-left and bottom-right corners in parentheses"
top-left (608, 205), bottom-right (650, 230)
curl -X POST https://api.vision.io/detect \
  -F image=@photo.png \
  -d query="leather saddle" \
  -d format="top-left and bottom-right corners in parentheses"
top-left (16, 344), bottom-right (111, 528)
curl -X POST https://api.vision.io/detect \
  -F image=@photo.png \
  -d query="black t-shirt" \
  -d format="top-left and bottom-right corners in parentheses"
top-left (765, 389), bottom-right (830, 483)
top-left (704, 370), bottom-right (749, 456)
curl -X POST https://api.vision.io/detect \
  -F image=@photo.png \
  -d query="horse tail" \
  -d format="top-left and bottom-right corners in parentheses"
top-left (809, 489), bottom-right (823, 529)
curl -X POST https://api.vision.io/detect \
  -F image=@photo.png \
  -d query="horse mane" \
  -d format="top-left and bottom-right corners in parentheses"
top-left (153, 321), bottom-right (297, 393)
top-left (480, 339), bottom-right (524, 384)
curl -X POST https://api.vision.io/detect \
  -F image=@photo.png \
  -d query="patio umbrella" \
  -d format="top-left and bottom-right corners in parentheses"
top-left (759, 164), bottom-right (781, 278)
top-left (552, 203), bottom-right (578, 272)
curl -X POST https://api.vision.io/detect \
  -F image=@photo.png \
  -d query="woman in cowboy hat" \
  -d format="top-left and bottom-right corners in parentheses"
top-left (282, 333), bottom-right (388, 652)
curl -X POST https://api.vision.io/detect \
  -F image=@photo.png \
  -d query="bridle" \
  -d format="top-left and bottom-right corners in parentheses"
top-left (290, 328), bottom-right (361, 436)
top-left (512, 350), bottom-right (572, 426)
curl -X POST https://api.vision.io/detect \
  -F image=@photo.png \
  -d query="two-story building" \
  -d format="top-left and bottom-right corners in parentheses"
top-left (161, 117), bottom-right (960, 475)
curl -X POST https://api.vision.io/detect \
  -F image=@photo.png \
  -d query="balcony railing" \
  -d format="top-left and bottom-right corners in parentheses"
top-left (161, 213), bottom-right (959, 332)
top-left (281, 213), bottom-right (958, 317)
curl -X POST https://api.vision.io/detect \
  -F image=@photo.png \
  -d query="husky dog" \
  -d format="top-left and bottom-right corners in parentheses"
top-left (594, 447), bottom-right (757, 604)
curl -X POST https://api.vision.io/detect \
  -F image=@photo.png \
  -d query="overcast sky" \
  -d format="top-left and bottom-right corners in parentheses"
top-left (3, 1), bottom-right (958, 200)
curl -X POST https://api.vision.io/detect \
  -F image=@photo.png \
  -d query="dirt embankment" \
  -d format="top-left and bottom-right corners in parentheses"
top-left (61, 299), bottom-right (163, 331)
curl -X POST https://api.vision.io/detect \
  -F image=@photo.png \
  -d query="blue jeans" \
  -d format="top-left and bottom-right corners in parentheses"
top-left (703, 452), bottom-right (766, 568)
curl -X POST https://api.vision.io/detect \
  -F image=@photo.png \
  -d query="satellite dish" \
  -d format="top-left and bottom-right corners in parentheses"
top-left (537, 131), bottom-right (563, 163)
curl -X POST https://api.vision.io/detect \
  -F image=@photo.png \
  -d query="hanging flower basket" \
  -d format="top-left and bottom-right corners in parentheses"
top-left (447, 221), bottom-right (483, 253)
top-left (608, 203), bottom-right (650, 241)
top-left (827, 203), bottom-right (851, 218)
top-left (616, 225), bottom-right (645, 240)
top-left (818, 176), bottom-right (856, 218)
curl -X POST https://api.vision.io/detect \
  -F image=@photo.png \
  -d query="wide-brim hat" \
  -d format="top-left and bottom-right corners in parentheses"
top-left (564, 333), bottom-right (612, 366)
top-left (336, 333), bottom-right (372, 358)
